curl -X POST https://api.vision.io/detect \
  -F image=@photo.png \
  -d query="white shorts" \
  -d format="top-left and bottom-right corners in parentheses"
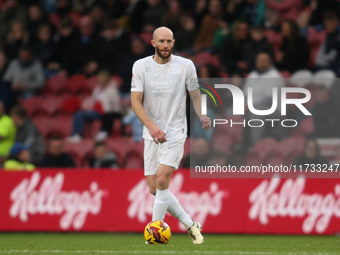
top-left (143, 138), bottom-right (186, 176)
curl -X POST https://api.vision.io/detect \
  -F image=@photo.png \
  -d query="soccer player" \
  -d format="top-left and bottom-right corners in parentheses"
top-left (131, 27), bottom-right (211, 244)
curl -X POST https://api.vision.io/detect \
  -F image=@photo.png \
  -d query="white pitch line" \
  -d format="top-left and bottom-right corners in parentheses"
top-left (0, 251), bottom-right (339, 255)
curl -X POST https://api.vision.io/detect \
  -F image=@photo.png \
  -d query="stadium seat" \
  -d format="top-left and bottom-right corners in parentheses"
top-left (49, 116), bottom-right (73, 137)
top-left (300, 116), bottom-right (315, 135)
top-left (254, 137), bottom-right (278, 160)
top-left (105, 138), bottom-right (128, 165)
top-left (35, 96), bottom-right (66, 116)
top-left (32, 116), bottom-right (52, 138)
top-left (85, 75), bottom-right (98, 91)
top-left (293, 117), bottom-right (314, 137)
top-left (125, 140), bottom-right (144, 159)
top-left (67, 75), bottom-right (87, 94)
top-left (209, 54), bottom-right (219, 67)
top-left (21, 96), bottom-right (43, 117)
top-left (124, 153), bottom-right (143, 169)
top-left (194, 52), bottom-right (212, 67)
top-left (212, 134), bottom-right (232, 154)
top-left (276, 137), bottom-right (299, 158)
top-left (45, 74), bottom-right (68, 94)
top-left (64, 139), bottom-right (94, 162)
top-left (312, 70), bottom-right (336, 89)
top-left (244, 151), bottom-right (262, 166)
top-left (289, 70), bottom-right (312, 87)
top-left (266, 154), bottom-right (286, 166)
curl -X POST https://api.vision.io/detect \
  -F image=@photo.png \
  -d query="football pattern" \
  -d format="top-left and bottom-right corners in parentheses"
top-left (144, 220), bottom-right (171, 244)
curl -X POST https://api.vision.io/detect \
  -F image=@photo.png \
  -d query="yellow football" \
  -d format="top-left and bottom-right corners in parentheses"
top-left (144, 220), bottom-right (171, 244)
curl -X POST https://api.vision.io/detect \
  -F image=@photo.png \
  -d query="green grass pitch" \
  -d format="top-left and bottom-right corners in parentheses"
top-left (0, 233), bottom-right (339, 255)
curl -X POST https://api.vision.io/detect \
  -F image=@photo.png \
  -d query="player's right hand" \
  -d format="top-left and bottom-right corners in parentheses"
top-left (148, 124), bottom-right (166, 144)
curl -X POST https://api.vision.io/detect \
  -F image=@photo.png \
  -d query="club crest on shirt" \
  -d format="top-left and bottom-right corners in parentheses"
top-left (169, 64), bottom-right (181, 74)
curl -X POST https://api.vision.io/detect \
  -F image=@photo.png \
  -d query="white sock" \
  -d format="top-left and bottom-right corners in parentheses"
top-left (152, 189), bottom-right (170, 221)
top-left (167, 192), bottom-right (193, 229)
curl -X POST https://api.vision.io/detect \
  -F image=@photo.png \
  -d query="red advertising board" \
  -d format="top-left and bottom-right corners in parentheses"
top-left (0, 170), bottom-right (340, 235)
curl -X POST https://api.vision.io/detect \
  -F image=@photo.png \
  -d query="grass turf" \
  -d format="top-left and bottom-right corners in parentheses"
top-left (0, 233), bottom-right (339, 255)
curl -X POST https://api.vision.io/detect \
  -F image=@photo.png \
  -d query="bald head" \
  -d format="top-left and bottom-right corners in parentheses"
top-left (152, 27), bottom-right (174, 62)
top-left (153, 26), bottom-right (173, 41)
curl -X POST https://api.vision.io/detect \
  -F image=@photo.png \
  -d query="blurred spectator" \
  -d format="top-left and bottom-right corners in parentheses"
top-left (315, 11), bottom-right (340, 72)
top-left (89, 141), bottom-right (119, 168)
top-left (192, 107), bottom-right (214, 141)
top-left (48, 18), bottom-right (76, 74)
top-left (105, 0), bottom-right (128, 20)
top-left (224, 71), bottom-right (245, 116)
top-left (174, 16), bottom-right (197, 52)
top-left (311, 86), bottom-right (334, 138)
top-left (68, 70), bottom-right (122, 143)
top-left (330, 145), bottom-right (340, 165)
top-left (4, 143), bottom-right (35, 171)
top-left (307, 0), bottom-right (340, 27)
top-left (4, 22), bottom-right (30, 61)
top-left (244, 25), bottom-right (274, 71)
top-left (99, 20), bottom-right (129, 73)
top-left (266, 0), bottom-right (303, 22)
top-left (198, 64), bottom-right (219, 78)
top-left (208, 151), bottom-right (228, 166)
top-left (40, 137), bottom-right (75, 168)
top-left (27, 4), bottom-right (49, 42)
top-left (34, 24), bottom-right (55, 67)
top-left (122, 108), bottom-right (143, 143)
top-left (117, 37), bottom-right (149, 97)
top-left (10, 105), bottom-right (45, 164)
top-left (162, 0), bottom-right (184, 34)
top-left (0, 0), bottom-right (27, 45)
top-left (225, 0), bottom-right (244, 24)
top-left (293, 139), bottom-right (328, 166)
top-left (143, 0), bottom-right (166, 32)
top-left (276, 20), bottom-right (309, 72)
top-left (90, 3), bottom-right (108, 34)
top-left (4, 44), bottom-right (44, 99)
top-left (0, 51), bottom-right (11, 112)
top-left (241, 0), bottom-right (265, 26)
top-left (194, 0), bottom-right (223, 52)
top-left (73, 0), bottom-right (95, 14)
top-left (243, 52), bottom-right (284, 146)
top-left (213, 21), bottom-right (230, 50)
top-left (219, 19), bottom-right (250, 73)
top-left (66, 16), bottom-right (103, 75)
top-left (183, 138), bottom-right (211, 167)
top-left (0, 100), bottom-right (16, 157)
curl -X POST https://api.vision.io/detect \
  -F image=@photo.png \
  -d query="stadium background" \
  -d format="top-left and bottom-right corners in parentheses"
top-left (0, 0), bottom-right (340, 236)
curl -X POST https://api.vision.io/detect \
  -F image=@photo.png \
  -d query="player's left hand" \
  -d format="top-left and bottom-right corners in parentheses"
top-left (200, 116), bottom-right (211, 130)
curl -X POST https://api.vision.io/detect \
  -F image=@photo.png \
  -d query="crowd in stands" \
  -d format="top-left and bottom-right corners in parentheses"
top-left (1, 0), bottom-right (340, 170)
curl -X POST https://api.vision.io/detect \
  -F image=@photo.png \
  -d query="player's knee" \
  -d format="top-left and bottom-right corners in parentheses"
top-left (155, 176), bottom-right (167, 189)
top-left (149, 187), bottom-right (156, 196)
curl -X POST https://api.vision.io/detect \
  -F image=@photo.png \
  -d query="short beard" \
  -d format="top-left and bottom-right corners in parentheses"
top-left (156, 46), bottom-right (172, 60)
